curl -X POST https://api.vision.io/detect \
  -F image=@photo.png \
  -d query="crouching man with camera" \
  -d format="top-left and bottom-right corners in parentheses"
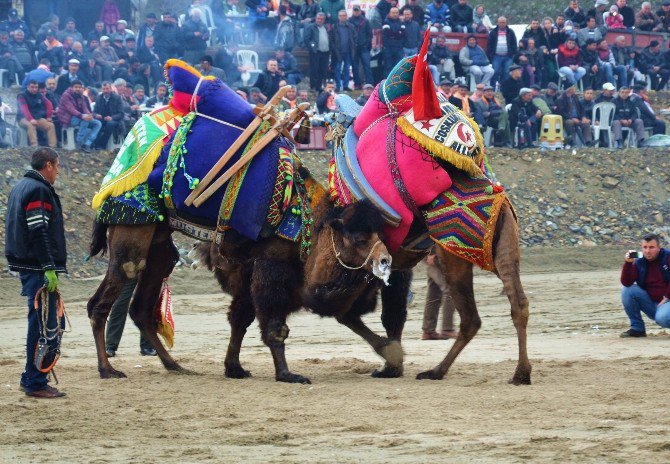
top-left (620, 233), bottom-right (670, 337)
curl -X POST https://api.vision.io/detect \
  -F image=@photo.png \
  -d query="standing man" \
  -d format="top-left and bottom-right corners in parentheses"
top-left (181, 9), bottom-right (210, 65)
top-left (105, 278), bottom-right (156, 358)
top-left (154, 12), bottom-right (182, 63)
top-left (5, 148), bottom-right (67, 398)
top-left (487, 16), bottom-right (518, 88)
top-left (137, 12), bottom-right (158, 49)
top-left (349, 5), bottom-right (373, 87)
top-left (421, 248), bottom-right (458, 340)
top-left (329, 10), bottom-right (356, 92)
top-left (620, 233), bottom-right (670, 337)
top-left (382, 7), bottom-right (405, 76)
top-left (304, 13), bottom-right (330, 91)
top-left (58, 80), bottom-right (102, 152)
top-left (401, 8), bottom-right (422, 57)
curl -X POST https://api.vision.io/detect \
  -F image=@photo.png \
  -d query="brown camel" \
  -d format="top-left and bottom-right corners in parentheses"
top-left (87, 192), bottom-right (393, 383)
top-left (303, 200), bottom-right (532, 385)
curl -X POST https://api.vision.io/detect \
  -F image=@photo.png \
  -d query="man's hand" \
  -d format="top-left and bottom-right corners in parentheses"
top-left (30, 119), bottom-right (38, 126)
top-left (44, 270), bottom-right (58, 292)
top-left (83, 114), bottom-right (93, 121)
top-left (592, 65), bottom-right (598, 73)
top-left (536, 110), bottom-right (542, 118)
top-left (625, 249), bottom-right (637, 263)
top-left (659, 296), bottom-right (669, 307)
top-left (104, 116), bottom-right (112, 121)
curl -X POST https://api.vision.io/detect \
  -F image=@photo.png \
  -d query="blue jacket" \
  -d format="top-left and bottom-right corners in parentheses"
top-left (424, 3), bottom-right (450, 26)
top-left (634, 248), bottom-right (670, 290)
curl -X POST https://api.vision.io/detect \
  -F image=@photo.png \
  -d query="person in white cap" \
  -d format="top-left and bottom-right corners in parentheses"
top-left (587, 0), bottom-right (610, 32)
top-left (111, 19), bottom-right (135, 45)
top-left (93, 35), bottom-right (124, 81)
top-left (56, 58), bottom-right (84, 96)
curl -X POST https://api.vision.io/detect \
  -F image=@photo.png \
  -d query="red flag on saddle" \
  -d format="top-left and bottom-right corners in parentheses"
top-left (412, 28), bottom-right (442, 121)
top-left (156, 278), bottom-right (175, 348)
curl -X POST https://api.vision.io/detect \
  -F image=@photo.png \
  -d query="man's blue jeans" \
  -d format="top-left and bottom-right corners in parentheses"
top-left (71, 116), bottom-right (102, 147)
top-left (333, 51), bottom-right (353, 91)
top-left (353, 48), bottom-right (373, 85)
top-left (491, 55), bottom-right (513, 87)
top-left (621, 285), bottom-right (670, 332)
top-left (19, 272), bottom-right (63, 393)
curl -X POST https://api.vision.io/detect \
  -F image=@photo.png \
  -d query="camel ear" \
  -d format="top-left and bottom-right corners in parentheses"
top-left (329, 218), bottom-right (344, 233)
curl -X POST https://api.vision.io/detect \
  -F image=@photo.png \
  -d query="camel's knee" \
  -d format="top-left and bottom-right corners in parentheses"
top-left (121, 259), bottom-right (146, 279)
top-left (262, 321), bottom-right (290, 346)
top-left (461, 315), bottom-right (481, 338)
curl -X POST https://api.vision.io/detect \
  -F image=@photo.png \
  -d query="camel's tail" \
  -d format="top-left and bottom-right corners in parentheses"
top-left (89, 221), bottom-right (109, 258)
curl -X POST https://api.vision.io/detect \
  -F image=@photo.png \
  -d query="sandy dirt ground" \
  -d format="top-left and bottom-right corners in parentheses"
top-left (0, 248), bottom-right (669, 463)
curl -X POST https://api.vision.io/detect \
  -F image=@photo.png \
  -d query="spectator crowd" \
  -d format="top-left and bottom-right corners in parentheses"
top-left (1, 0), bottom-right (670, 150)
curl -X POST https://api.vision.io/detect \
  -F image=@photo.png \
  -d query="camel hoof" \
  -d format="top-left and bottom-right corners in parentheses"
top-left (416, 370), bottom-right (442, 380)
top-left (225, 365), bottom-right (252, 379)
top-left (169, 366), bottom-right (198, 375)
top-left (509, 374), bottom-right (532, 385)
top-left (371, 364), bottom-right (403, 378)
top-left (99, 368), bottom-right (127, 379)
top-left (377, 339), bottom-right (404, 366)
top-left (276, 372), bottom-right (311, 384)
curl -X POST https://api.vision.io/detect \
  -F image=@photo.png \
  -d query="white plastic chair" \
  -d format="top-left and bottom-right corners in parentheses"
top-left (106, 132), bottom-right (124, 151)
top-left (196, 5), bottom-right (218, 46)
top-left (61, 126), bottom-right (78, 150)
top-left (591, 102), bottom-right (615, 148)
top-left (0, 106), bottom-right (13, 146)
top-left (236, 50), bottom-right (261, 85)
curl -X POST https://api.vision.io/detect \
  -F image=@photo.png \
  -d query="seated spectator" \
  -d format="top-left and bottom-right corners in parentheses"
top-left (88, 21), bottom-right (106, 43)
top-left (472, 4), bottom-right (494, 33)
top-left (36, 14), bottom-right (60, 43)
top-left (137, 12), bottom-right (158, 49)
top-left (579, 87), bottom-right (596, 120)
top-left (297, 88), bottom-right (311, 105)
top-left (17, 80), bottom-right (56, 147)
top-left (459, 35), bottom-right (494, 86)
top-left (558, 38), bottom-right (586, 86)
top-left (22, 59), bottom-right (54, 89)
top-left (522, 19), bottom-right (544, 47)
top-left (639, 40), bottom-right (669, 91)
top-left (0, 30), bottom-right (24, 85)
top-left (38, 29), bottom-right (65, 74)
top-left (58, 17), bottom-right (83, 44)
top-left (10, 29), bottom-right (35, 74)
top-left (114, 78), bottom-right (140, 127)
top-left (43, 77), bottom-right (59, 110)
top-left (132, 85), bottom-right (148, 106)
top-left (254, 59), bottom-right (282, 97)
top-left (111, 19), bottom-right (136, 45)
top-left (137, 35), bottom-right (162, 84)
top-left (595, 81), bottom-right (616, 103)
top-left (501, 64), bottom-right (524, 103)
top-left (146, 83), bottom-right (169, 107)
top-left (619, 233), bottom-right (670, 338)
top-left (448, 83), bottom-right (476, 119)
top-left (577, 16), bottom-right (602, 46)
top-left (509, 87), bottom-right (541, 147)
top-left (611, 35), bottom-right (643, 86)
top-left (657, 0), bottom-right (670, 32)
top-left (125, 59), bottom-right (149, 91)
top-left (429, 35), bottom-right (457, 85)
top-left (425, 0), bottom-right (451, 33)
top-left (556, 84), bottom-right (593, 146)
top-left (515, 38), bottom-right (542, 86)
top-left (124, 37), bottom-right (137, 61)
top-left (450, 0), bottom-right (473, 33)
top-left (111, 37), bottom-right (130, 62)
top-left (595, 39), bottom-right (625, 89)
top-left (355, 83), bottom-right (374, 105)
top-left (580, 38), bottom-right (601, 89)
top-left (605, 5), bottom-right (626, 29)
top-left (56, 59), bottom-right (85, 96)
top-left (438, 79), bottom-right (453, 98)
top-left (81, 56), bottom-right (102, 89)
top-left (93, 80), bottom-right (125, 149)
top-left (274, 48), bottom-right (302, 85)
top-left (67, 41), bottom-right (86, 63)
top-left (278, 85), bottom-right (298, 110)
top-left (0, 8), bottom-right (31, 40)
top-left (564, 0), bottom-right (587, 28)
top-left (611, 86), bottom-right (644, 148)
top-left (249, 86), bottom-right (267, 105)
top-left (542, 82), bottom-right (560, 112)
top-left (94, 36), bottom-right (125, 82)
top-left (199, 55), bottom-right (226, 80)
top-left (248, 0), bottom-right (276, 42)
top-left (635, 2), bottom-right (662, 31)
top-left (320, 0), bottom-right (345, 26)
top-left (616, 0), bottom-right (636, 28)
top-left (401, 0), bottom-right (426, 28)
top-left (587, 0), bottom-right (609, 32)
top-left (480, 84), bottom-right (510, 145)
top-left (632, 84), bottom-right (666, 135)
top-left (529, 84), bottom-right (551, 116)
top-left (58, 80), bottom-right (101, 152)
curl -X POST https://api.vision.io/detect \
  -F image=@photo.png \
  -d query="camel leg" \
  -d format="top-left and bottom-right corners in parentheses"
top-left (495, 208), bottom-right (532, 385)
top-left (417, 250), bottom-right (479, 380)
top-left (252, 259), bottom-right (310, 384)
top-left (129, 235), bottom-right (186, 373)
top-left (87, 224), bottom-right (156, 379)
top-left (223, 266), bottom-right (256, 379)
top-left (372, 269), bottom-right (412, 378)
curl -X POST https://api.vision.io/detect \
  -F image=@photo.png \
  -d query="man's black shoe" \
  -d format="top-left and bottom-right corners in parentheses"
top-left (140, 348), bottom-right (157, 356)
top-left (105, 348), bottom-right (116, 357)
top-left (620, 329), bottom-right (647, 338)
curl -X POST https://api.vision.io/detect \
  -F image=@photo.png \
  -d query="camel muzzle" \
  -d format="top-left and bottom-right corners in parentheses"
top-left (372, 255), bottom-right (392, 286)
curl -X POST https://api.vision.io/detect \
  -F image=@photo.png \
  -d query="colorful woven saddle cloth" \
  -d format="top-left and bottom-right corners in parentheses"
top-left (423, 171), bottom-right (513, 271)
top-left (347, 57), bottom-right (486, 252)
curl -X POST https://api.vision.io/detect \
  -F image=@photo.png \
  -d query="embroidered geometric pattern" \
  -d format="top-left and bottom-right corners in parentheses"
top-left (423, 173), bottom-right (508, 271)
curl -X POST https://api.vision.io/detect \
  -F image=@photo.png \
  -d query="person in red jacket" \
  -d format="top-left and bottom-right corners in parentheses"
top-left (620, 233), bottom-right (670, 337)
top-left (557, 38), bottom-right (586, 86)
top-left (58, 80), bottom-right (101, 152)
top-left (17, 80), bottom-right (56, 147)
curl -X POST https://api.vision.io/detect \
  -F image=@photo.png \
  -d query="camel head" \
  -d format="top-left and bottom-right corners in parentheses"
top-left (327, 200), bottom-right (392, 285)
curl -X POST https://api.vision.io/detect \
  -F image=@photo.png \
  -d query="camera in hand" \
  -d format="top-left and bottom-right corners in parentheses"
top-left (630, 251), bottom-right (642, 259)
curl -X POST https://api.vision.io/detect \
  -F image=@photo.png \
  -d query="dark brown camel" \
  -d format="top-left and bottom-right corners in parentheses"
top-left (302, 200), bottom-right (532, 385)
top-left (87, 192), bottom-right (393, 383)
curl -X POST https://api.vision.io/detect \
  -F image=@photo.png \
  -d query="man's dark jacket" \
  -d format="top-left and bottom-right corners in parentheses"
top-left (487, 26), bottom-right (517, 58)
top-left (94, 92), bottom-right (125, 121)
top-left (612, 96), bottom-right (638, 121)
top-left (5, 170), bottom-right (66, 273)
top-left (348, 15), bottom-right (372, 50)
top-left (329, 21), bottom-right (357, 61)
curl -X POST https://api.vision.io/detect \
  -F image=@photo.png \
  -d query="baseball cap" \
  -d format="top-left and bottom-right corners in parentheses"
top-left (9, 8), bottom-right (18, 17)
top-left (363, 83), bottom-right (374, 89)
top-left (353, 5), bottom-right (361, 10)
top-left (117, 19), bottom-right (128, 26)
top-left (519, 87), bottom-right (532, 96)
top-left (595, 0), bottom-right (608, 6)
top-left (483, 85), bottom-right (494, 91)
top-left (68, 58), bottom-right (80, 65)
top-left (100, 35), bottom-right (110, 42)
top-left (530, 84), bottom-right (541, 90)
top-left (509, 64), bottom-right (521, 72)
top-left (439, 79), bottom-right (452, 86)
top-left (602, 82), bottom-right (616, 90)
top-left (547, 82), bottom-right (559, 91)
top-left (147, 12), bottom-right (157, 19)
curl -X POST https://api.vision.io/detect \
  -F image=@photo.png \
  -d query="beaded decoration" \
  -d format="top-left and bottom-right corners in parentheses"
top-left (161, 112), bottom-right (198, 209)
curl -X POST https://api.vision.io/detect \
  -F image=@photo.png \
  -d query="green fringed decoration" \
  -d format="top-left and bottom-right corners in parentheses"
top-left (162, 112), bottom-right (198, 209)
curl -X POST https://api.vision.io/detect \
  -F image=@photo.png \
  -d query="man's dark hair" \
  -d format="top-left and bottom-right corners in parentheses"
top-left (38, 82), bottom-right (46, 89)
top-left (200, 55), bottom-right (213, 64)
top-left (643, 233), bottom-right (661, 245)
top-left (27, 79), bottom-right (38, 86)
top-left (71, 79), bottom-right (83, 86)
top-left (31, 147), bottom-right (59, 170)
top-left (101, 80), bottom-right (112, 87)
top-left (39, 58), bottom-right (50, 66)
